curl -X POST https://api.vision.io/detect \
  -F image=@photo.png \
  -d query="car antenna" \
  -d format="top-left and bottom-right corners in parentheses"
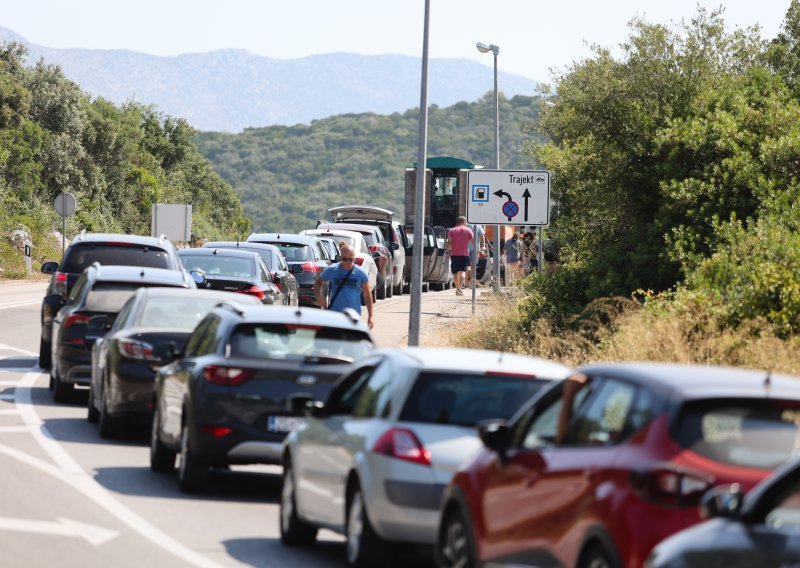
top-left (140, 269), bottom-right (145, 279)
top-left (764, 369), bottom-right (773, 389)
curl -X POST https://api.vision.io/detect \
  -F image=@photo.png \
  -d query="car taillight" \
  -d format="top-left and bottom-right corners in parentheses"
top-left (54, 272), bottom-right (68, 295)
top-left (631, 463), bottom-right (714, 508)
top-left (300, 262), bottom-right (319, 273)
top-left (368, 245), bottom-right (380, 253)
top-left (237, 285), bottom-right (264, 300)
top-left (118, 338), bottom-right (156, 360)
top-left (203, 365), bottom-right (255, 386)
top-left (64, 314), bottom-right (90, 329)
top-left (200, 425), bottom-right (232, 437)
top-left (354, 257), bottom-right (364, 266)
top-left (373, 428), bottom-right (431, 466)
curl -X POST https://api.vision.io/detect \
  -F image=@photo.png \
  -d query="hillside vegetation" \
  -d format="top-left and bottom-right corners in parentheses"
top-left (0, 43), bottom-right (249, 278)
top-left (456, 3), bottom-right (800, 373)
top-left (196, 94), bottom-right (544, 232)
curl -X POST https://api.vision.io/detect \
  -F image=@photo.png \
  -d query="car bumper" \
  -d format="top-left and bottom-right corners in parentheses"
top-left (107, 361), bottom-right (158, 417)
top-left (58, 346), bottom-right (92, 385)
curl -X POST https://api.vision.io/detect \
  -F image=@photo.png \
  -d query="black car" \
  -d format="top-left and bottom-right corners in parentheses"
top-left (149, 304), bottom-right (374, 493)
top-left (245, 233), bottom-right (332, 307)
top-left (201, 241), bottom-right (300, 306)
top-left (177, 248), bottom-right (282, 305)
top-left (647, 457), bottom-right (800, 568)
top-left (88, 288), bottom-right (260, 438)
top-left (39, 232), bottom-right (185, 369)
top-left (49, 263), bottom-right (196, 402)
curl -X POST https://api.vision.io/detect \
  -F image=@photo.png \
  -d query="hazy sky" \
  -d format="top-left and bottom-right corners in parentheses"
top-left (0, 0), bottom-right (793, 81)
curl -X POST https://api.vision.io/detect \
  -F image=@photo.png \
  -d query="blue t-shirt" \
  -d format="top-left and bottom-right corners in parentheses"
top-left (320, 263), bottom-right (370, 314)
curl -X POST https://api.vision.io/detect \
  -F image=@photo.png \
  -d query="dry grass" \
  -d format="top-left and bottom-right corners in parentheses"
top-left (449, 290), bottom-right (800, 375)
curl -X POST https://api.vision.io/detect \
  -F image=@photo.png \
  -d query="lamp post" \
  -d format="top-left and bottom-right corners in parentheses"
top-left (476, 41), bottom-right (501, 291)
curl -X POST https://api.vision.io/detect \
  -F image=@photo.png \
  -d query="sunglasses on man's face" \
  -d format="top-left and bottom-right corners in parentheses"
top-left (341, 257), bottom-right (355, 262)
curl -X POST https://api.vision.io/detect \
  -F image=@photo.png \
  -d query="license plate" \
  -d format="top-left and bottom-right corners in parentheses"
top-left (268, 416), bottom-right (304, 432)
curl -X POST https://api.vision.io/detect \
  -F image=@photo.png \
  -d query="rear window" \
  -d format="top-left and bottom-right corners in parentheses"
top-left (179, 254), bottom-right (255, 278)
top-left (269, 243), bottom-right (309, 262)
top-left (85, 283), bottom-right (141, 313)
top-left (137, 296), bottom-right (229, 330)
top-left (64, 244), bottom-right (169, 272)
top-left (229, 323), bottom-right (372, 362)
top-left (675, 400), bottom-right (800, 469)
top-left (362, 233), bottom-right (377, 246)
top-left (400, 372), bottom-right (550, 427)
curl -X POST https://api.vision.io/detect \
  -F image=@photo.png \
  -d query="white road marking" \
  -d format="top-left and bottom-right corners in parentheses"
top-left (0, 344), bottom-right (37, 356)
top-left (0, 516), bottom-right (119, 546)
top-left (0, 299), bottom-right (39, 310)
top-left (0, 366), bottom-right (226, 567)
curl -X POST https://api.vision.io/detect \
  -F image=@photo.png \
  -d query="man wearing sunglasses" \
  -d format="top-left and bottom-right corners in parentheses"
top-left (314, 244), bottom-right (374, 329)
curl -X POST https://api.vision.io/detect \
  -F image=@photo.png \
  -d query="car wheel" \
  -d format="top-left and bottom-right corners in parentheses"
top-left (386, 279), bottom-right (393, 298)
top-left (579, 544), bottom-right (616, 568)
top-left (86, 384), bottom-right (99, 423)
top-left (346, 484), bottom-right (383, 567)
top-left (280, 457), bottom-right (318, 546)
top-left (150, 405), bottom-right (176, 473)
top-left (97, 388), bottom-right (119, 439)
top-left (437, 506), bottom-right (477, 568)
top-left (178, 422), bottom-right (208, 493)
top-left (38, 337), bottom-right (51, 370)
top-left (403, 282), bottom-right (410, 294)
top-left (51, 364), bottom-right (73, 403)
top-left (376, 279), bottom-right (386, 300)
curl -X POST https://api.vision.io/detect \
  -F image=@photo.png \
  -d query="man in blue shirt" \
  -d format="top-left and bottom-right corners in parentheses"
top-left (314, 244), bottom-right (374, 328)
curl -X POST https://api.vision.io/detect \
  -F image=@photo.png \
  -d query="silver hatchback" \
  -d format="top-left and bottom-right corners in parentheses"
top-left (280, 347), bottom-right (571, 566)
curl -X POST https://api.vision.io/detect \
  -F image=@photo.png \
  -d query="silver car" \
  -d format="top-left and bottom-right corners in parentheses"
top-left (280, 347), bottom-right (571, 566)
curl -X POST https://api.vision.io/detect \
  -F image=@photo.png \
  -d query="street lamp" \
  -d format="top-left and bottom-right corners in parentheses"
top-left (476, 41), bottom-right (501, 291)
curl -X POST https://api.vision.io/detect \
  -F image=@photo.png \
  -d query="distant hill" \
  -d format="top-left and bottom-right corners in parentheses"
top-left (0, 27), bottom-right (539, 132)
top-left (196, 94), bottom-right (545, 233)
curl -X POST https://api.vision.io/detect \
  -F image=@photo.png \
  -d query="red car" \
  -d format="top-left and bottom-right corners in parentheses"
top-left (436, 363), bottom-right (800, 568)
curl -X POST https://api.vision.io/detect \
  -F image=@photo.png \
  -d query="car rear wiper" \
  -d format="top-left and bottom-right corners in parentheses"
top-left (303, 354), bottom-right (354, 364)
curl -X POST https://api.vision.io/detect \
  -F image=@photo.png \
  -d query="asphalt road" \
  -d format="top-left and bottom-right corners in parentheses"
top-left (0, 280), bottom-right (460, 567)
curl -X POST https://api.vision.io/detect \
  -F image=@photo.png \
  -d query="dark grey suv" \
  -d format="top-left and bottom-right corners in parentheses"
top-left (39, 232), bottom-right (185, 369)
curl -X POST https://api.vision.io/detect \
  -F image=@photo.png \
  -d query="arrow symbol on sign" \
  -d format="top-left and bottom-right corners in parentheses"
top-left (522, 188), bottom-right (531, 222)
top-left (0, 516), bottom-right (120, 546)
top-left (493, 189), bottom-right (512, 201)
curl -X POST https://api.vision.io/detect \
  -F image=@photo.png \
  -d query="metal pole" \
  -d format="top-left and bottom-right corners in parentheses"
top-left (61, 189), bottom-right (66, 260)
top-left (492, 49), bottom-right (501, 292)
top-left (471, 232), bottom-right (477, 314)
top-left (407, 0), bottom-right (431, 347)
top-left (538, 226), bottom-right (543, 274)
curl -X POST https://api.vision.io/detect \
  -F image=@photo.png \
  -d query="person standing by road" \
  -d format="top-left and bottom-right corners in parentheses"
top-left (466, 222), bottom-right (486, 287)
top-left (314, 244), bottom-right (374, 328)
top-left (446, 216), bottom-right (474, 296)
top-left (504, 231), bottom-right (522, 285)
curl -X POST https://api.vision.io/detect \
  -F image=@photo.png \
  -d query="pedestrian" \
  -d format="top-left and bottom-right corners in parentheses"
top-left (504, 231), bottom-right (522, 285)
top-left (521, 229), bottom-right (538, 273)
top-left (446, 216), bottom-right (474, 296)
top-left (314, 244), bottom-right (374, 328)
top-left (466, 222), bottom-right (486, 287)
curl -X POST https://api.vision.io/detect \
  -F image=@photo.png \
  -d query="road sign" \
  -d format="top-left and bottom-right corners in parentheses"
top-left (53, 193), bottom-right (77, 217)
top-left (466, 170), bottom-right (550, 225)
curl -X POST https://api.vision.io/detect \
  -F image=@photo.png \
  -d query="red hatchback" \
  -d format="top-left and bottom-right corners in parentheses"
top-left (436, 363), bottom-right (800, 568)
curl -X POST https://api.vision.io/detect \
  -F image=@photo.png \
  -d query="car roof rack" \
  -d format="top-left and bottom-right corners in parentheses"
top-left (215, 301), bottom-right (246, 317)
top-left (341, 308), bottom-right (360, 325)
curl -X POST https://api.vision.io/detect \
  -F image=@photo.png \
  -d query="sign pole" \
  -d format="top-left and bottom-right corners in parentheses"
top-left (538, 226), bottom-right (543, 274)
top-left (61, 189), bottom-right (66, 259)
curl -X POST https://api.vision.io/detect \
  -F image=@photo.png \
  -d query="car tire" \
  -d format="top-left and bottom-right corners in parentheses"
top-left (38, 336), bottom-right (51, 370)
top-left (280, 458), bottom-right (318, 546)
top-left (386, 279), bottom-right (393, 298)
top-left (178, 422), bottom-right (208, 493)
top-left (579, 544), bottom-right (616, 568)
top-left (97, 388), bottom-right (119, 439)
top-left (86, 385), bottom-right (99, 423)
top-left (51, 365), bottom-right (73, 403)
top-left (403, 282), bottom-right (410, 294)
top-left (376, 279), bottom-right (386, 300)
top-left (150, 406), bottom-right (176, 473)
top-left (437, 506), bottom-right (477, 568)
top-left (346, 484), bottom-right (383, 568)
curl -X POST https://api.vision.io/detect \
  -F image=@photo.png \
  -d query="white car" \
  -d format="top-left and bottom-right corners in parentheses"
top-left (279, 347), bottom-right (572, 566)
top-left (299, 228), bottom-right (378, 296)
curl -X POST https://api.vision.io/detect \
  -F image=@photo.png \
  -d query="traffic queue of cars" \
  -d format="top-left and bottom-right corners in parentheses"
top-left (35, 220), bottom-right (800, 568)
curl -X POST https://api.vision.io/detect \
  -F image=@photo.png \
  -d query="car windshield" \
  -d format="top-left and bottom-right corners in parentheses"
top-left (399, 372), bottom-right (551, 427)
top-left (137, 296), bottom-right (228, 330)
top-left (269, 243), bottom-right (309, 262)
top-left (64, 244), bottom-right (169, 272)
top-left (228, 323), bottom-right (372, 362)
top-left (180, 254), bottom-right (254, 277)
top-left (85, 283), bottom-right (142, 312)
top-left (362, 233), bottom-right (377, 246)
top-left (675, 400), bottom-right (800, 469)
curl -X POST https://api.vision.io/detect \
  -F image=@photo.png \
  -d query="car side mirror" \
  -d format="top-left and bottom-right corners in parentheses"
top-left (371, 251), bottom-right (381, 259)
top-left (700, 484), bottom-right (744, 519)
top-left (287, 393), bottom-right (314, 414)
top-left (87, 315), bottom-right (109, 331)
top-left (272, 274), bottom-right (282, 285)
top-left (41, 261), bottom-right (59, 274)
top-left (153, 342), bottom-right (180, 364)
top-left (190, 271), bottom-right (205, 286)
top-left (334, 254), bottom-right (342, 262)
top-left (478, 420), bottom-right (510, 459)
top-left (309, 400), bottom-right (326, 418)
top-left (45, 293), bottom-right (65, 308)
top-left (389, 242), bottom-right (400, 251)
